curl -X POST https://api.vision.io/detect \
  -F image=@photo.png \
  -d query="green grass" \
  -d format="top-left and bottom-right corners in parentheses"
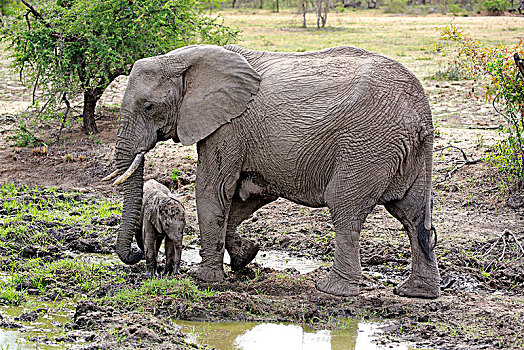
top-left (0, 182), bottom-right (120, 252)
top-left (0, 258), bottom-right (128, 300)
top-left (0, 182), bottom-right (120, 227)
top-left (102, 277), bottom-right (216, 309)
top-left (0, 283), bottom-right (25, 305)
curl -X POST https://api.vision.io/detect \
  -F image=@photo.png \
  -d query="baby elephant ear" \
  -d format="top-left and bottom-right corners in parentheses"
top-left (164, 45), bottom-right (261, 146)
top-left (151, 206), bottom-right (163, 234)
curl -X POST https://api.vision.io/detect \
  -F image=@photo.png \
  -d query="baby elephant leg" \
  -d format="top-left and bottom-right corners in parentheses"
top-left (164, 237), bottom-right (182, 275)
top-left (142, 219), bottom-right (158, 277)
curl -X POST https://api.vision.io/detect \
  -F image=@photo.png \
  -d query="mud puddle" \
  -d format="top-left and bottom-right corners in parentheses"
top-left (177, 320), bottom-right (418, 350)
top-left (0, 298), bottom-right (76, 349)
top-left (72, 248), bottom-right (327, 274)
top-left (183, 246), bottom-right (328, 274)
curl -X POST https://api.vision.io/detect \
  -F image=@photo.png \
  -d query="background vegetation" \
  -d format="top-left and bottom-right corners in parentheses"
top-left (0, 0), bottom-right (238, 135)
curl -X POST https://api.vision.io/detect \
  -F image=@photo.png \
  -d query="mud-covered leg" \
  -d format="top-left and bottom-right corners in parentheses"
top-left (164, 237), bottom-right (181, 275)
top-left (316, 169), bottom-right (380, 297)
top-left (226, 196), bottom-right (276, 271)
top-left (193, 139), bottom-right (242, 282)
top-left (142, 220), bottom-right (157, 277)
top-left (385, 177), bottom-right (440, 299)
top-left (316, 216), bottom-right (363, 297)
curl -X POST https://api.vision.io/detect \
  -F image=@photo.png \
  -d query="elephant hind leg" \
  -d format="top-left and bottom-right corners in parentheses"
top-left (316, 170), bottom-right (385, 297)
top-left (226, 195), bottom-right (276, 271)
top-left (385, 175), bottom-right (440, 299)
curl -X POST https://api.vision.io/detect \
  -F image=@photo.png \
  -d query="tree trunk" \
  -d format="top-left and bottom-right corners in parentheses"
top-left (316, 0), bottom-right (328, 28)
top-left (302, 2), bottom-right (307, 27)
top-left (82, 90), bottom-right (99, 134)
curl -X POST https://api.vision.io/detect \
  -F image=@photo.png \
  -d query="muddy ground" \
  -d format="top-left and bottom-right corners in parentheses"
top-left (1, 50), bottom-right (524, 350)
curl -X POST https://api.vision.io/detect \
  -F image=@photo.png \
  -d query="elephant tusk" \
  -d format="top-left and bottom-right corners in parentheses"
top-left (113, 152), bottom-right (145, 186)
top-left (101, 170), bottom-right (120, 182)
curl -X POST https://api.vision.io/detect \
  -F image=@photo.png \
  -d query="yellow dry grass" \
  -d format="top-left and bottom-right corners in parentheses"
top-left (220, 9), bottom-right (524, 76)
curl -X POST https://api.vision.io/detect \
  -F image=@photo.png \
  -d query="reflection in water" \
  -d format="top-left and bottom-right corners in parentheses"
top-left (178, 320), bottom-right (410, 350)
top-left (235, 323), bottom-right (342, 350)
top-left (0, 298), bottom-right (74, 350)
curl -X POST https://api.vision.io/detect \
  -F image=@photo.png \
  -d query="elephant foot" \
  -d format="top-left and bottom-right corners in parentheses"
top-left (163, 263), bottom-right (180, 276)
top-left (145, 263), bottom-right (156, 278)
top-left (230, 239), bottom-right (259, 271)
top-left (394, 275), bottom-right (440, 299)
top-left (316, 272), bottom-right (359, 297)
top-left (193, 265), bottom-right (225, 282)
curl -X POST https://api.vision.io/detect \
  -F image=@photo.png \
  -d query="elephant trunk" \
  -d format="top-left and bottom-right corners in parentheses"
top-left (115, 145), bottom-right (144, 265)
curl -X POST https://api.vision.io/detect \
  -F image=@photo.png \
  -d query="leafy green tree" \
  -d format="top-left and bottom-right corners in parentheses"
top-left (1, 0), bottom-right (239, 135)
top-left (440, 24), bottom-right (524, 190)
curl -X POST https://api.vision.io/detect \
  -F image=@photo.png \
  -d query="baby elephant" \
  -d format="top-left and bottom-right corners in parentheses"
top-left (136, 179), bottom-right (185, 276)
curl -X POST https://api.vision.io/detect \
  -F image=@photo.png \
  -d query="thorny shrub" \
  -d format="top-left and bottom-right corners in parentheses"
top-left (439, 23), bottom-right (524, 191)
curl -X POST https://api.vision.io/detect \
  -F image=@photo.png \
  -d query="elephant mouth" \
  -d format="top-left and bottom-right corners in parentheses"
top-left (102, 152), bottom-right (145, 185)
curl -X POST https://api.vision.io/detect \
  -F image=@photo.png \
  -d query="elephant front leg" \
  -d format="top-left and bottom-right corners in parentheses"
top-left (164, 237), bottom-right (181, 275)
top-left (193, 154), bottom-right (242, 282)
top-left (194, 199), bottom-right (229, 282)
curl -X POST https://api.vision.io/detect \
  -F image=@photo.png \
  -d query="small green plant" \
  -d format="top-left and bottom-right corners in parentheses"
top-left (7, 121), bottom-right (46, 147)
top-left (103, 277), bottom-right (215, 309)
top-left (171, 168), bottom-right (181, 182)
top-left (0, 283), bottom-right (26, 305)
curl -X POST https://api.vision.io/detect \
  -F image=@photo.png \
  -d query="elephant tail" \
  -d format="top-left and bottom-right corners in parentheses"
top-left (423, 134), bottom-right (433, 232)
top-left (418, 129), bottom-right (436, 261)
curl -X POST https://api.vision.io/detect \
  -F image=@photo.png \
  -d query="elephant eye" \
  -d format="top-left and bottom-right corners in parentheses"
top-left (144, 102), bottom-right (154, 112)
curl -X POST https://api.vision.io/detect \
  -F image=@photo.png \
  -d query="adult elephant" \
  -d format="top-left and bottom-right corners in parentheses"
top-left (107, 44), bottom-right (440, 298)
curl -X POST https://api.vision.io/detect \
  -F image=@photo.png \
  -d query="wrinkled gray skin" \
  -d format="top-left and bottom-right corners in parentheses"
top-left (114, 44), bottom-right (440, 298)
top-left (136, 179), bottom-right (185, 276)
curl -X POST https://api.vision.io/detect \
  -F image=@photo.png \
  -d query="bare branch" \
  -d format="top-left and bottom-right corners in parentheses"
top-left (514, 53), bottom-right (524, 80)
top-left (20, 0), bottom-right (45, 21)
top-left (434, 145), bottom-right (482, 184)
top-left (479, 230), bottom-right (524, 271)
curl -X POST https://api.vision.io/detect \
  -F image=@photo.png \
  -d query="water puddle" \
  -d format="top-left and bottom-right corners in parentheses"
top-left (0, 298), bottom-right (75, 350)
top-left (183, 246), bottom-right (328, 274)
top-left (71, 248), bottom-right (326, 275)
top-left (177, 320), bottom-right (415, 350)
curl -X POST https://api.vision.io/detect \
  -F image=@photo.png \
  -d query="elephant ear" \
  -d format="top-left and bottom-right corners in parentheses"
top-left (151, 205), bottom-right (163, 234)
top-left (163, 45), bottom-right (261, 146)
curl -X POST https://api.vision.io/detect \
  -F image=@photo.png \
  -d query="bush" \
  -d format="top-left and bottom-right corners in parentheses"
top-left (439, 23), bottom-right (524, 190)
top-left (0, 0), bottom-right (23, 17)
top-left (382, 0), bottom-right (408, 13)
top-left (483, 0), bottom-right (509, 14)
top-left (1, 0), bottom-right (239, 135)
